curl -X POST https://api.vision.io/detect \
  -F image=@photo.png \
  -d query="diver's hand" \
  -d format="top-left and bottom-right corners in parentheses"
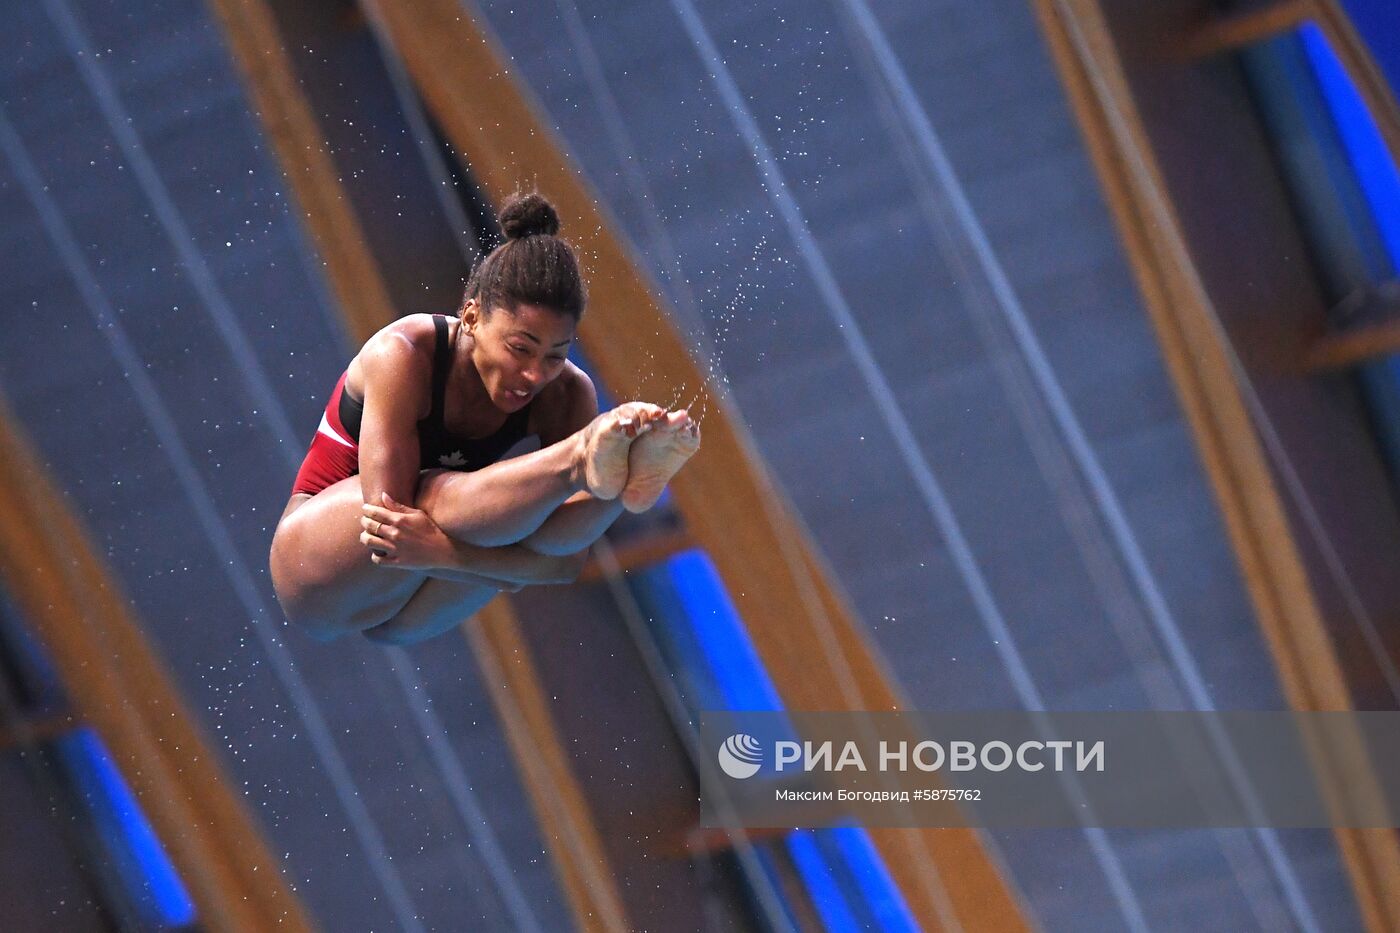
top-left (360, 493), bottom-right (453, 570)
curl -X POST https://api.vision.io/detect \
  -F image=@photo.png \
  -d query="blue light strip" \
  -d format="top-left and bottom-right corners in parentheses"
top-left (1300, 23), bottom-right (1400, 265)
top-left (53, 728), bottom-right (197, 928)
top-left (830, 825), bottom-right (921, 933)
top-left (1300, 19), bottom-right (1400, 455)
top-left (665, 549), bottom-right (920, 931)
top-left (666, 550), bottom-right (782, 711)
top-left (787, 829), bottom-right (863, 933)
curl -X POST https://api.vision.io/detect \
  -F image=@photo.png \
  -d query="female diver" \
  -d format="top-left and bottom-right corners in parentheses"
top-left (269, 192), bottom-right (699, 646)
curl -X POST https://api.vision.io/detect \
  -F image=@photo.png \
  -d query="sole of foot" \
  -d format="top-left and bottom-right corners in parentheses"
top-left (621, 410), bottom-right (701, 513)
top-left (581, 401), bottom-right (667, 499)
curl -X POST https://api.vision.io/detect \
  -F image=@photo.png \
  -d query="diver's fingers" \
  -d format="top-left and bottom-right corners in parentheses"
top-left (359, 530), bottom-right (396, 554)
top-left (361, 503), bottom-right (399, 525)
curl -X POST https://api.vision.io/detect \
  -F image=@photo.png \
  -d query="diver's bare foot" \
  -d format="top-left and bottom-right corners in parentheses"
top-left (620, 410), bottom-right (701, 513)
top-left (578, 402), bottom-right (665, 499)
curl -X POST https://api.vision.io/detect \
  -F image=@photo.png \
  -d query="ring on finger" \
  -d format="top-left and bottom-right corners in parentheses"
top-left (375, 519), bottom-right (384, 536)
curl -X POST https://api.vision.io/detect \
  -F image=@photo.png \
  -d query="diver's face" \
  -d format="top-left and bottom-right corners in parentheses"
top-left (465, 300), bottom-right (575, 411)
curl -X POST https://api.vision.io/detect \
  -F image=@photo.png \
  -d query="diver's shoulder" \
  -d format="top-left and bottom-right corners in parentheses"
top-left (349, 314), bottom-right (437, 393)
top-left (371, 313), bottom-right (440, 352)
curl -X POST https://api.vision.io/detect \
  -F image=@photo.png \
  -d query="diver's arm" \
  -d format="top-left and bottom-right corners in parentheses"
top-left (360, 495), bottom-right (586, 585)
top-left (355, 324), bottom-right (433, 510)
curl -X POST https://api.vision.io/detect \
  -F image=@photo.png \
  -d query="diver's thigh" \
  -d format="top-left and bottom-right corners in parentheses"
top-left (273, 480), bottom-right (370, 584)
top-left (270, 477), bottom-right (419, 632)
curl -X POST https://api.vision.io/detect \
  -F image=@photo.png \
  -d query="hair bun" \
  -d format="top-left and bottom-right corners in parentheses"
top-left (499, 192), bottom-right (560, 240)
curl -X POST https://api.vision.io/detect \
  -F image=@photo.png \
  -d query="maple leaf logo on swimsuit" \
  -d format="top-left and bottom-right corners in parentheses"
top-left (439, 450), bottom-right (467, 467)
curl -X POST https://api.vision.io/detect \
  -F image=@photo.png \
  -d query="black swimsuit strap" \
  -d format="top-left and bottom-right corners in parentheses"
top-left (428, 314), bottom-right (451, 433)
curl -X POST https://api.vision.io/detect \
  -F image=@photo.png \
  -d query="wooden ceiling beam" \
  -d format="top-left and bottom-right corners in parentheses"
top-left (1181, 0), bottom-right (1311, 59)
top-left (0, 710), bottom-right (80, 752)
top-left (1304, 282), bottom-right (1400, 371)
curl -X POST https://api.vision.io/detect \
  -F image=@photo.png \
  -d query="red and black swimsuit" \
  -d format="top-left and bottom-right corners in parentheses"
top-left (290, 315), bottom-right (534, 496)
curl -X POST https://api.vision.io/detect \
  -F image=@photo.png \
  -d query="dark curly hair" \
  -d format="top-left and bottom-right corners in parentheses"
top-left (463, 191), bottom-right (586, 320)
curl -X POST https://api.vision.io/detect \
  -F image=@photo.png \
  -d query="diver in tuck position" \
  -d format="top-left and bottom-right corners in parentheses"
top-left (269, 191), bottom-right (699, 646)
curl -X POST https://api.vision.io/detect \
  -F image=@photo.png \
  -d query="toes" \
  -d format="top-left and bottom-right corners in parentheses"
top-left (611, 404), bottom-right (695, 439)
top-left (636, 406), bottom-right (667, 430)
top-left (613, 403), bottom-right (665, 435)
top-left (611, 414), bottom-right (642, 438)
